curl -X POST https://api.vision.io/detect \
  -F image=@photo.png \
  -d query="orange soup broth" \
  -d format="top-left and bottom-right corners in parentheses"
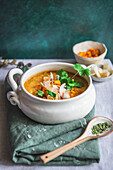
top-left (24, 70), bottom-right (89, 99)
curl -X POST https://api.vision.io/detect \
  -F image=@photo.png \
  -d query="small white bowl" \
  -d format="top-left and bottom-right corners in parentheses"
top-left (73, 41), bottom-right (107, 66)
top-left (90, 64), bottom-right (113, 82)
top-left (92, 74), bottom-right (113, 82)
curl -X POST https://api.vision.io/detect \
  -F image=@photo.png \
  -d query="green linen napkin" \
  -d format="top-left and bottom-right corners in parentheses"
top-left (4, 71), bottom-right (100, 165)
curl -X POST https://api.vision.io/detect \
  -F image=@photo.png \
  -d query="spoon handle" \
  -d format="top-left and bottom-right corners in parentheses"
top-left (40, 136), bottom-right (91, 163)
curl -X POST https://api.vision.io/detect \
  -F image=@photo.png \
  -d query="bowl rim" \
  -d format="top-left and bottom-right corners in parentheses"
top-left (72, 40), bottom-right (107, 61)
top-left (92, 74), bottom-right (113, 81)
top-left (20, 62), bottom-right (93, 103)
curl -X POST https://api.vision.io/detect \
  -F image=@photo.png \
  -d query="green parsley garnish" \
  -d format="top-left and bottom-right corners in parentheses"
top-left (91, 122), bottom-right (111, 135)
top-left (74, 82), bottom-right (84, 88)
top-left (79, 69), bottom-right (90, 77)
top-left (56, 64), bottom-right (90, 90)
top-left (36, 90), bottom-right (44, 97)
top-left (73, 63), bottom-right (84, 71)
top-left (60, 77), bottom-right (68, 84)
top-left (73, 64), bottom-right (90, 77)
top-left (46, 91), bottom-right (56, 98)
top-left (67, 78), bottom-right (75, 87)
top-left (65, 85), bottom-right (72, 91)
top-left (62, 71), bottom-right (68, 78)
top-left (56, 69), bottom-right (68, 78)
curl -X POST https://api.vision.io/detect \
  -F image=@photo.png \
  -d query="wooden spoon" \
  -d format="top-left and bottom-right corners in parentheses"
top-left (40, 116), bottom-right (113, 163)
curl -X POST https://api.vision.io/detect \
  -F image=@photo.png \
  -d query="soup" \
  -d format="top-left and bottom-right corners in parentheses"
top-left (24, 70), bottom-right (88, 100)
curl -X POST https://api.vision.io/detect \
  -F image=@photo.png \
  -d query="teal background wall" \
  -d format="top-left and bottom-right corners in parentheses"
top-left (0, 0), bottom-right (113, 61)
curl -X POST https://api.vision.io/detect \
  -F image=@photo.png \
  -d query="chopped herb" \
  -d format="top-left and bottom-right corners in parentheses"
top-left (65, 85), bottom-right (72, 91)
top-left (67, 77), bottom-right (72, 82)
top-left (73, 63), bottom-right (84, 72)
top-left (68, 82), bottom-right (75, 87)
top-left (36, 90), bottom-right (44, 97)
top-left (56, 69), bottom-right (68, 78)
top-left (67, 78), bottom-right (75, 87)
top-left (60, 77), bottom-right (74, 86)
top-left (74, 82), bottom-right (84, 88)
top-left (67, 81), bottom-right (84, 88)
top-left (46, 91), bottom-right (56, 98)
top-left (73, 63), bottom-right (90, 77)
top-left (79, 70), bottom-right (86, 76)
top-left (62, 71), bottom-right (68, 78)
top-left (91, 122), bottom-right (111, 135)
top-left (60, 77), bottom-right (68, 84)
top-left (68, 78), bottom-right (74, 83)
top-left (56, 64), bottom-right (88, 89)
top-left (56, 69), bottom-right (63, 77)
top-left (84, 69), bottom-right (90, 76)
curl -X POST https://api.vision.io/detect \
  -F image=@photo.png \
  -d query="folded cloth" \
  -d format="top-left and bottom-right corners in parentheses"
top-left (4, 72), bottom-right (100, 165)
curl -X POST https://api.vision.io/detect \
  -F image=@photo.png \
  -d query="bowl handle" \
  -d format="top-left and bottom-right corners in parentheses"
top-left (7, 68), bottom-right (23, 108)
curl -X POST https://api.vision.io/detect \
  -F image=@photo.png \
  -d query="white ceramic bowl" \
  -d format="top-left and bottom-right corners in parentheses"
top-left (73, 41), bottom-right (107, 66)
top-left (90, 64), bottom-right (113, 82)
top-left (7, 62), bottom-right (96, 124)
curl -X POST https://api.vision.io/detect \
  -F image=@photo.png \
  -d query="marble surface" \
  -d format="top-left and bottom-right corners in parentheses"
top-left (0, 59), bottom-right (113, 170)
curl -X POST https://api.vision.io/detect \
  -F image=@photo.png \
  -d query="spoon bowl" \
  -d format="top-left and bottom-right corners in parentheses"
top-left (84, 116), bottom-right (113, 138)
top-left (40, 116), bottom-right (113, 163)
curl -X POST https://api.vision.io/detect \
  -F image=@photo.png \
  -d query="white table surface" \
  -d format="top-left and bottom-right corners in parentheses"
top-left (0, 59), bottom-right (113, 170)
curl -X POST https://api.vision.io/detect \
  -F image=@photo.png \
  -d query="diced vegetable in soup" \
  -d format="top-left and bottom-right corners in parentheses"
top-left (24, 69), bottom-right (89, 100)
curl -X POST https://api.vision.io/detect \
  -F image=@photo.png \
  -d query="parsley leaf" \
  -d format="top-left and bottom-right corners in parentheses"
top-left (46, 91), bottom-right (56, 98)
top-left (36, 90), bottom-right (44, 97)
top-left (65, 85), bottom-right (72, 91)
top-left (56, 69), bottom-right (68, 84)
top-left (68, 83), bottom-right (75, 87)
top-left (56, 65), bottom-right (87, 90)
top-left (79, 70), bottom-right (86, 76)
top-left (60, 77), bottom-right (68, 84)
top-left (67, 77), bottom-right (72, 82)
top-left (79, 69), bottom-right (90, 76)
top-left (74, 82), bottom-right (84, 88)
top-left (84, 69), bottom-right (90, 76)
top-left (62, 71), bottom-right (68, 78)
top-left (73, 64), bottom-right (90, 77)
top-left (56, 69), bottom-right (63, 77)
top-left (67, 78), bottom-right (75, 87)
top-left (56, 69), bottom-right (68, 78)
top-left (73, 63), bottom-right (84, 71)
top-left (67, 78), bottom-right (74, 83)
